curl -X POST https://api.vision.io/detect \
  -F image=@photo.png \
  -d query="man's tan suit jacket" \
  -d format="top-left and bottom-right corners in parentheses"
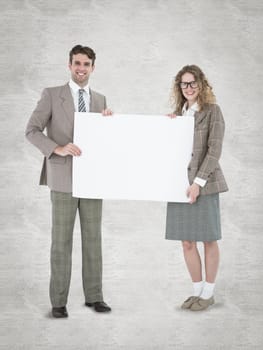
top-left (26, 83), bottom-right (106, 193)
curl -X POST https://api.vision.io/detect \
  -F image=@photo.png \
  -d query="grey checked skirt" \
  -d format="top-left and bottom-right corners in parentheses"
top-left (165, 193), bottom-right (221, 242)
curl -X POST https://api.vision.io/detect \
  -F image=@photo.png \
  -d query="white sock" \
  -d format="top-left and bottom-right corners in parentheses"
top-left (200, 281), bottom-right (215, 299)
top-left (192, 281), bottom-right (203, 296)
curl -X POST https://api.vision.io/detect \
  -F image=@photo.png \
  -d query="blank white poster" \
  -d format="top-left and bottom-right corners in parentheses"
top-left (73, 113), bottom-right (194, 202)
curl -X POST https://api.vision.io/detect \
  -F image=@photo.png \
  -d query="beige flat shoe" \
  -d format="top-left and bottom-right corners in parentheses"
top-left (181, 296), bottom-right (199, 309)
top-left (190, 296), bottom-right (215, 311)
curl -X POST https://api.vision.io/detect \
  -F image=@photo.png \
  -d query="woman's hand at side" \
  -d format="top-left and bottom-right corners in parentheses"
top-left (186, 183), bottom-right (200, 204)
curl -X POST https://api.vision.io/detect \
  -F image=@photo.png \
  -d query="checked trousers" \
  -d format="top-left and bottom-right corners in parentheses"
top-left (49, 191), bottom-right (103, 307)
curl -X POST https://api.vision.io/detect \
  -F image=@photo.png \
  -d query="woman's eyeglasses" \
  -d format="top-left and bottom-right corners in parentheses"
top-left (180, 81), bottom-right (198, 89)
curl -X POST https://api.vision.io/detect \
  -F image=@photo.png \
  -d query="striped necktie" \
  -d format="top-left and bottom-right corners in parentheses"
top-left (78, 89), bottom-right (86, 112)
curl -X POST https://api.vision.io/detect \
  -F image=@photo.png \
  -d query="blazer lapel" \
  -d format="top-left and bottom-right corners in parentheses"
top-left (89, 89), bottom-right (96, 112)
top-left (194, 106), bottom-right (208, 126)
top-left (60, 84), bottom-right (75, 127)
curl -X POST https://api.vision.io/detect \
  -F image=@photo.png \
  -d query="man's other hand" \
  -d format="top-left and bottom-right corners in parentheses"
top-left (54, 143), bottom-right (82, 157)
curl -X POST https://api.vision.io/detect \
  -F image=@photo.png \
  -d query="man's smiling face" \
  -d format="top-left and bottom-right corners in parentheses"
top-left (68, 53), bottom-right (95, 87)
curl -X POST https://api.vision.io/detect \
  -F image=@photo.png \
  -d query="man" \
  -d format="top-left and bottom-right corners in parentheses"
top-left (26, 45), bottom-right (112, 318)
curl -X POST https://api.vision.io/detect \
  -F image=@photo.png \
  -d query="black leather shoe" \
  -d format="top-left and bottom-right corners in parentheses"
top-left (85, 301), bottom-right (111, 312)
top-left (52, 306), bottom-right (68, 318)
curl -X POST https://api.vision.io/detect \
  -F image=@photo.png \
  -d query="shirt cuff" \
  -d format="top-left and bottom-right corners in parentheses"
top-left (194, 177), bottom-right (207, 187)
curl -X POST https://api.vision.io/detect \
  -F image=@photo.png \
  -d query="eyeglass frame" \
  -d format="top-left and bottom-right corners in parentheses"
top-left (179, 81), bottom-right (198, 89)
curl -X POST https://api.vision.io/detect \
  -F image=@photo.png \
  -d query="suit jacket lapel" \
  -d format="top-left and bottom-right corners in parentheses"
top-left (89, 88), bottom-right (96, 112)
top-left (194, 106), bottom-right (209, 126)
top-left (59, 84), bottom-right (75, 127)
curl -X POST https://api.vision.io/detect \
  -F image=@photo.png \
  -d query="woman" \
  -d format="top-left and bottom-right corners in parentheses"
top-left (166, 65), bottom-right (228, 311)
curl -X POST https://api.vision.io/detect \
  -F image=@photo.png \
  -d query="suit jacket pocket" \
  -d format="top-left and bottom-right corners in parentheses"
top-left (48, 154), bottom-right (66, 164)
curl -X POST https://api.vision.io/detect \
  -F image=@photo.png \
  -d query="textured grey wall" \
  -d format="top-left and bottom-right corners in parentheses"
top-left (1, 0), bottom-right (263, 349)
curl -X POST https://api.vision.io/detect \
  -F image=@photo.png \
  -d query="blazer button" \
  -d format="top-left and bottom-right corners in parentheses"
top-left (191, 153), bottom-right (194, 157)
top-left (188, 166), bottom-right (191, 171)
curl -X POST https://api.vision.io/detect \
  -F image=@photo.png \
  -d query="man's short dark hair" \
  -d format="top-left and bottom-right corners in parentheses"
top-left (69, 45), bottom-right (96, 65)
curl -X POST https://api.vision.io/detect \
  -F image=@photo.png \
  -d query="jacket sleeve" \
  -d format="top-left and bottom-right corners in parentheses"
top-left (196, 104), bottom-right (225, 181)
top-left (25, 88), bottom-right (58, 158)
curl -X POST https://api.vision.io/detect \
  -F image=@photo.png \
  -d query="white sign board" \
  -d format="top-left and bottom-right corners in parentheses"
top-left (73, 113), bottom-right (194, 202)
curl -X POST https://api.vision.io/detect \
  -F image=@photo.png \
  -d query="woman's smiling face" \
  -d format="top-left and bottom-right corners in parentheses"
top-left (180, 72), bottom-right (200, 106)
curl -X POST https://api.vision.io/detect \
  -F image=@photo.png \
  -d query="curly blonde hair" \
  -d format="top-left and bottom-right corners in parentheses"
top-left (171, 65), bottom-right (216, 113)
